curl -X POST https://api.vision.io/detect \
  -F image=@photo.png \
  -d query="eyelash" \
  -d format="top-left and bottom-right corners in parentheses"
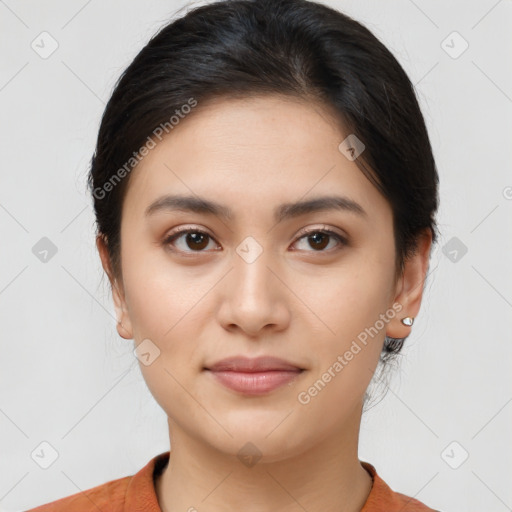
top-left (162, 225), bottom-right (348, 255)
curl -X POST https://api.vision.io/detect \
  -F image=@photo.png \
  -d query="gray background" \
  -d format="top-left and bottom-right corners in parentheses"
top-left (1, 1), bottom-right (511, 511)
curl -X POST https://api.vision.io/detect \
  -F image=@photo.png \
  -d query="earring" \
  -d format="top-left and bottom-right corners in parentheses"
top-left (401, 317), bottom-right (414, 326)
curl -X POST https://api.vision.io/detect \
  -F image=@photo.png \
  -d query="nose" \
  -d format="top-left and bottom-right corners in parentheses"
top-left (217, 241), bottom-right (291, 337)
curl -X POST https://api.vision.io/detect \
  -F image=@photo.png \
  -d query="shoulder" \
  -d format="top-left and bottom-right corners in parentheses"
top-left (25, 451), bottom-right (170, 512)
top-left (24, 475), bottom-right (132, 512)
top-left (361, 462), bottom-right (441, 512)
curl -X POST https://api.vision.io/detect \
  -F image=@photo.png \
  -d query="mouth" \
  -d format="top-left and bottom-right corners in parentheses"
top-left (202, 356), bottom-right (305, 396)
top-left (204, 355), bottom-right (305, 373)
top-left (203, 368), bottom-right (305, 396)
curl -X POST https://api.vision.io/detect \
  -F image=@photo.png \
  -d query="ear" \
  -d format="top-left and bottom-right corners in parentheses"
top-left (96, 234), bottom-right (133, 340)
top-left (386, 228), bottom-right (433, 339)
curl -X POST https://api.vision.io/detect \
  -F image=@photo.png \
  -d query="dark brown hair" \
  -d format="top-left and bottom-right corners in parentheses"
top-left (88, 0), bottom-right (440, 359)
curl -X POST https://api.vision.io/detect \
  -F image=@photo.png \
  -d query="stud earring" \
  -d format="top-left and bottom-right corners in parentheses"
top-left (401, 317), bottom-right (414, 326)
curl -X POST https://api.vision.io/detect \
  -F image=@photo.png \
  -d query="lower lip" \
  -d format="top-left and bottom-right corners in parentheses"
top-left (205, 369), bottom-right (303, 395)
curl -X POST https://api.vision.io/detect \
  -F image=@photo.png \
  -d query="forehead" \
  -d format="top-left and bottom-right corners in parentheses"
top-left (122, 95), bottom-right (391, 227)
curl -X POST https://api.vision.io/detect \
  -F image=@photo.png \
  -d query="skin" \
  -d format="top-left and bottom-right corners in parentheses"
top-left (97, 95), bottom-right (432, 512)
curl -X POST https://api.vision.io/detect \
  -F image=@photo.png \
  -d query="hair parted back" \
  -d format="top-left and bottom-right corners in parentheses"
top-left (88, 0), bottom-right (440, 360)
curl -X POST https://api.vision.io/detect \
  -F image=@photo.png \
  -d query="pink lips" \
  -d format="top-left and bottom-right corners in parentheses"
top-left (204, 356), bottom-right (304, 396)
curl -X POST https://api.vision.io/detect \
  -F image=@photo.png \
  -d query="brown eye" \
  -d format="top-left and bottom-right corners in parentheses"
top-left (164, 228), bottom-right (218, 253)
top-left (163, 226), bottom-right (347, 255)
top-left (293, 229), bottom-right (347, 252)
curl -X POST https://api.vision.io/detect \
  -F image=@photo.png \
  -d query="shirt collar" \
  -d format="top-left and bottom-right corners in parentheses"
top-left (124, 452), bottom-right (425, 512)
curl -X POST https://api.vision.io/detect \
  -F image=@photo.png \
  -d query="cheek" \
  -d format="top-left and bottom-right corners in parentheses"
top-left (120, 255), bottom-right (207, 419)
top-left (120, 240), bottom-right (219, 387)
top-left (121, 237), bottom-right (204, 341)
top-left (294, 269), bottom-right (389, 422)
top-left (303, 255), bottom-right (393, 343)
top-left (296, 253), bottom-right (393, 406)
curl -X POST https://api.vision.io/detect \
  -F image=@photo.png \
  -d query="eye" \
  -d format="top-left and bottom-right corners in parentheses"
top-left (163, 225), bottom-right (347, 255)
top-left (292, 226), bottom-right (347, 252)
top-left (163, 227), bottom-right (219, 254)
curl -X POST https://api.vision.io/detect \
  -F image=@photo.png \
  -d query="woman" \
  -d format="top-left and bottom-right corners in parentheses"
top-left (27, 0), bottom-right (440, 510)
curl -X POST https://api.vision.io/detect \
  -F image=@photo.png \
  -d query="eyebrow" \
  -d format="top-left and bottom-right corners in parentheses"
top-left (145, 194), bottom-right (368, 223)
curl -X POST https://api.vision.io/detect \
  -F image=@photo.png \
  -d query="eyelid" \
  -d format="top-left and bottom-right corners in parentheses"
top-left (162, 224), bottom-right (348, 253)
top-left (295, 224), bottom-right (348, 242)
top-left (162, 225), bottom-right (220, 251)
top-left (165, 224), bottom-right (214, 238)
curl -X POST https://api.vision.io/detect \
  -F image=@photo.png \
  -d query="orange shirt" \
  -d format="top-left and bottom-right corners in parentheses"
top-left (26, 451), bottom-right (439, 511)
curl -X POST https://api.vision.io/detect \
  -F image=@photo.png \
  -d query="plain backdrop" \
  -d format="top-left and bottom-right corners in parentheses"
top-left (1, 1), bottom-right (511, 511)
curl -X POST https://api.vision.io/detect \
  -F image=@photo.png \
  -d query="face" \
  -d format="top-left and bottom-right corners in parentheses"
top-left (100, 95), bottom-right (428, 462)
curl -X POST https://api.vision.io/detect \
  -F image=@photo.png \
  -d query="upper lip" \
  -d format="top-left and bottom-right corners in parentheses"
top-left (205, 356), bottom-right (303, 372)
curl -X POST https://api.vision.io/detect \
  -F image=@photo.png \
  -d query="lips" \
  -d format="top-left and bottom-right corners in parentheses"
top-left (204, 355), bottom-right (304, 373)
top-left (203, 356), bottom-right (305, 395)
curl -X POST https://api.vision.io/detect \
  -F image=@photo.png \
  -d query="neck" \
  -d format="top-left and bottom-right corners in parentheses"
top-left (155, 408), bottom-right (373, 512)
